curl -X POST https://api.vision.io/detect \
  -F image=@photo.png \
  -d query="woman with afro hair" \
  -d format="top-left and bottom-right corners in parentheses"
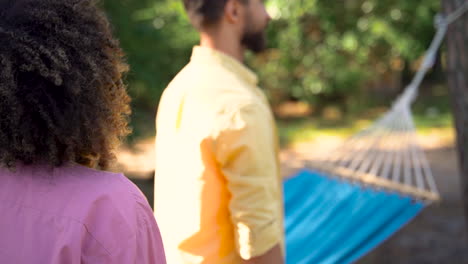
top-left (0, 0), bottom-right (166, 263)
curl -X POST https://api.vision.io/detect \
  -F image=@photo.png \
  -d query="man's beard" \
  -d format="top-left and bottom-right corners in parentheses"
top-left (241, 29), bottom-right (267, 53)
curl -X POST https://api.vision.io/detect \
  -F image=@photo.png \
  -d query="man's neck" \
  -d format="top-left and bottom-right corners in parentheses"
top-left (200, 31), bottom-right (245, 63)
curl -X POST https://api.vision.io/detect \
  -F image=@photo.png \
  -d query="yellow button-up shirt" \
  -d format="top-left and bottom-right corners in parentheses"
top-left (154, 46), bottom-right (284, 264)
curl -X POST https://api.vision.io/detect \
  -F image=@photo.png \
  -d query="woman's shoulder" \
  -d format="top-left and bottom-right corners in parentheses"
top-left (61, 164), bottom-right (151, 220)
top-left (61, 165), bottom-right (162, 260)
top-left (16, 163), bottom-right (154, 234)
top-left (66, 164), bottom-right (143, 198)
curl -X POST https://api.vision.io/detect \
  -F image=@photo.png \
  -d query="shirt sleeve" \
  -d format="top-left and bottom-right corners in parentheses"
top-left (214, 103), bottom-right (282, 260)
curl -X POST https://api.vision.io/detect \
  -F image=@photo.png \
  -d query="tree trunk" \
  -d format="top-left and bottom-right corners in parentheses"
top-left (442, 0), bottom-right (468, 234)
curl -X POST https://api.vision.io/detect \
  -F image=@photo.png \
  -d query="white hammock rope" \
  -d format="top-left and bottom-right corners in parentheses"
top-left (307, 3), bottom-right (468, 202)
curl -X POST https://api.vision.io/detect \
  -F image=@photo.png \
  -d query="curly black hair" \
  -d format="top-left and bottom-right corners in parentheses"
top-left (0, 0), bottom-right (131, 169)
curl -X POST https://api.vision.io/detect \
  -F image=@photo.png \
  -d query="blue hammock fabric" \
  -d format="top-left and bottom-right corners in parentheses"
top-left (283, 169), bottom-right (424, 264)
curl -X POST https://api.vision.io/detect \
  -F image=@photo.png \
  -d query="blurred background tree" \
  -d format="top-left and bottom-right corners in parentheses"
top-left (254, 0), bottom-right (440, 112)
top-left (442, 0), bottom-right (468, 237)
top-left (101, 0), bottom-right (443, 139)
top-left (102, 0), bottom-right (198, 138)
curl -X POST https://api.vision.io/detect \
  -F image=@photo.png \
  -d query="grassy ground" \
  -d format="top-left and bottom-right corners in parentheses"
top-left (277, 110), bottom-right (454, 147)
top-left (277, 83), bottom-right (454, 146)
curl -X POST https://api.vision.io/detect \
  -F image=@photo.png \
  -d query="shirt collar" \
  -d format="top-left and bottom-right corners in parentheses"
top-left (191, 46), bottom-right (259, 86)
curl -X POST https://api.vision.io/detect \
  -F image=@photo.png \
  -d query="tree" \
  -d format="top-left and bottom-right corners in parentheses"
top-left (100, 0), bottom-right (442, 138)
top-left (102, 0), bottom-right (198, 138)
top-left (442, 0), bottom-right (468, 232)
top-left (251, 0), bottom-right (440, 110)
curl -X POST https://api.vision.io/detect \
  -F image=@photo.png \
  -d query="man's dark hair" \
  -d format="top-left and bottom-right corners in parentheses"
top-left (0, 0), bottom-right (131, 169)
top-left (183, 0), bottom-right (247, 28)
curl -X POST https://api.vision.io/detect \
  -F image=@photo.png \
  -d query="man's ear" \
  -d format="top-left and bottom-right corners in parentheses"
top-left (224, 0), bottom-right (243, 24)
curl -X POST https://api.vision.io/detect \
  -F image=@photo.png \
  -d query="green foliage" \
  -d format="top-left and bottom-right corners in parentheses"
top-left (250, 0), bottom-right (440, 108)
top-left (103, 0), bottom-right (197, 107)
top-left (102, 0), bottom-right (198, 138)
top-left (101, 0), bottom-right (441, 138)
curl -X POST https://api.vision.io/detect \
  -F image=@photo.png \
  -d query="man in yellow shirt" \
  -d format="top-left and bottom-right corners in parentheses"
top-left (154, 0), bottom-right (284, 263)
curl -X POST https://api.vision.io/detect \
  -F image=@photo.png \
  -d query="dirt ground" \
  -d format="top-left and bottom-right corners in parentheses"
top-left (358, 146), bottom-right (467, 264)
top-left (118, 133), bottom-right (468, 263)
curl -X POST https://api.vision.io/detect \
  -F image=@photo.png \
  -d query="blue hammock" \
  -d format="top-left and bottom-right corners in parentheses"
top-left (283, 169), bottom-right (424, 264)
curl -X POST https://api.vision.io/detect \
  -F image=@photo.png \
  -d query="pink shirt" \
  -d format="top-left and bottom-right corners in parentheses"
top-left (0, 163), bottom-right (166, 264)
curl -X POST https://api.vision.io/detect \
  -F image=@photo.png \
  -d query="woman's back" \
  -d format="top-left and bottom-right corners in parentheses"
top-left (0, 163), bottom-right (166, 263)
top-left (0, 1), bottom-right (166, 262)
